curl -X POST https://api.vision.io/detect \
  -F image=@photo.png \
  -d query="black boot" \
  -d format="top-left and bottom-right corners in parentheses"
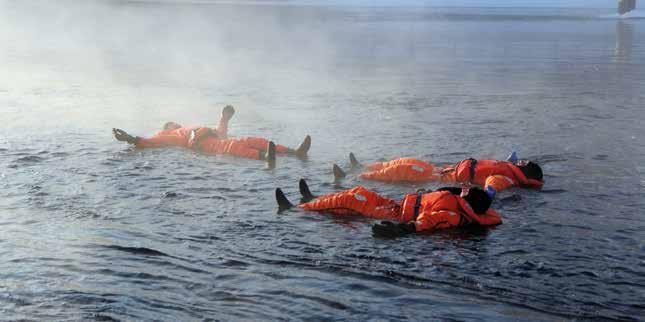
top-left (266, 141), bottom-right (276, 168)
top-left (333, 163), bottom-right (346, 180)
top-left (295, 135), bottom-right (311, 159)
top-left (299, 179), bottom-right (316, 203)
top-left (275, 188), bottom-right (294, 212)
top-left (349, 152), bottom-right (361, 169)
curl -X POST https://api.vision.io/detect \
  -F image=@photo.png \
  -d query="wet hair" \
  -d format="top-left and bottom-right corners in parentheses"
top-left (163, 122), bottom-right (182, 131)
top-left (462, 187), bottom-right (492, 214)
top-left (518, 161), bottom-right (543, 181)
top-left (436, 187), bottom-right (491, 214)
top-left (436, 187), bottom-right (461, 195)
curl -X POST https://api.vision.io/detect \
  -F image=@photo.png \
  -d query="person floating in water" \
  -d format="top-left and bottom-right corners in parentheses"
top-left (112, 105), bottom-right (311, 167)
top-left (276, 179), bottom-right (501, 238)
top-left (113, 105), bottom-right (236, 149)
top-left (332, 152), bottom-right (543, 198)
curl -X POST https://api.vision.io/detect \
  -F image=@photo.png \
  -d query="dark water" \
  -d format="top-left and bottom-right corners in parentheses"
top-left (1, 2), bottom-right (645, 321)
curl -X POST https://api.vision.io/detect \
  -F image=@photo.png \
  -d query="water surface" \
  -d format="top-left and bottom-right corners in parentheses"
top-left (1, 2), bottom-right (644, 321)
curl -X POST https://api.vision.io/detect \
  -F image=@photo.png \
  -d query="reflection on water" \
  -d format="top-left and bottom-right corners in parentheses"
top-left (615, 21), bottom-right (634, 62)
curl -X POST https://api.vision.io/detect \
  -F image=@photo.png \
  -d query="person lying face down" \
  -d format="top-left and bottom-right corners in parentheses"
top-left (276, 179), bottom-right (502, 238)
top-left (112, 105), bottom-right (311, 167)
top-left (333, 152), bottom-right (543, 198)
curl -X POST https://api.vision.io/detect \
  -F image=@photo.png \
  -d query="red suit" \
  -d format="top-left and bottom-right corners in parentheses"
top-left (360, 158), bottom-right (543, 192)
top-left (299, 187), bottom-right (501, 232)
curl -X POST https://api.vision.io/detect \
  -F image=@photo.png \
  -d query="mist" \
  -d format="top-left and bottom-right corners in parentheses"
top-left (0, 0), bottom-right (466, 151)
top-left (1, 0), bottom-right (633, 148)
top-left (0, 1), bottom-right (349, 139)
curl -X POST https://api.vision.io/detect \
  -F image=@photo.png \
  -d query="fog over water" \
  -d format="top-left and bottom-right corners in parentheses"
top-left (1, 1), bottom-right (644, 321)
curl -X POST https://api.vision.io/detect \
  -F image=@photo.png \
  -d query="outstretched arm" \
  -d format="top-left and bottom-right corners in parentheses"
top-left (373, 206), bottom-right (461, 237)
top-left (464, 208), bottom-right (503, 226)
top-left (112, 128), bottom-right (140, 145)
top-left (115, 128), bottom-right (191, 148)
top-left (414, 210), bottom-right (463, 232)
top-left (215, 105), bottom-right (235, 139)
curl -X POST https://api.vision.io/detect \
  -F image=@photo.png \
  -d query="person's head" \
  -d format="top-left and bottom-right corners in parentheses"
top-left (462, 187), bottom-right (492, 214)
top-left (515, 161), bottom-right (543, 181)
top-left (163, 122), bottom-right (182, 131)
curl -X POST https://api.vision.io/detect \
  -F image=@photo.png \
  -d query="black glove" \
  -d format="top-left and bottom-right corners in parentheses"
top-left (112, 128), bottom-right (139, 145)
top-left (372, 221), bottom-right (416, 238)
top-left (222, 105), bottom-right (235, 121)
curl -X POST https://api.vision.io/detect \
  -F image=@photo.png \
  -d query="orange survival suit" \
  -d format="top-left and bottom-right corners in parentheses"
top-left (134, 115), bottom-right (230, 149)
top-left (299, 186), bottom-right (501, 232)
top-left (360, 158), bottom-right (544, 192)
top-left (133, 117), bottom-right (291, 160)
top-left (191, 134), bottom-right (291, 160)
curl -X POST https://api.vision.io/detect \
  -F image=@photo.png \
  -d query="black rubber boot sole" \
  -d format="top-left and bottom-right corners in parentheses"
top-left (276, 188), bottom-right (294, 212)
top-left (349, 152), bottom-right (361, 169)
top-left (299, 179), bottom-right (316, 203)
top-left (333, 163), bottom-right (346, 179)
top-left (295, 135), bottom-right (311, 159)
top-left (266, 141), bottom-right (276, 168)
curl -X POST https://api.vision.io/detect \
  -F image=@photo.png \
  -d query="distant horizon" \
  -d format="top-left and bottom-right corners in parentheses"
top-left (310, 0), bottom-right (619, 8)
top-left (124, 0), bottom-right (622, 9)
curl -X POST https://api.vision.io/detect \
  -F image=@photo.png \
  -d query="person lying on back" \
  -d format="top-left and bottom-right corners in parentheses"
top-left (112, 105), bottom-right (235, 149)
top-left (113, 105), bottom-right (311, 167)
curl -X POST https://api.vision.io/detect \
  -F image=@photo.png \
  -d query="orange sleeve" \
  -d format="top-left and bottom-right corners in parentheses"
top-left (465, 208), bottom-right (503, 226)
top-left (414, 210), bottom-right (462, 232)
top-left (484, 175), bottom-right (516, 192)
top-left (415, 208), bottom-right (502, 231)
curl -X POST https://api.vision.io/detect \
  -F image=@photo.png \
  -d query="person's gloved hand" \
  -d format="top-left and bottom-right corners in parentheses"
top-left (486, 185), bottom-right (497, 199)
top-left (507, 151), bottom-right (518, 163)
top-left (372, 221), bottom-right (416, 238)
top-left (112, 128), bottom-right (139, 145)
top-left (222, 105), bottom-right (235, 121)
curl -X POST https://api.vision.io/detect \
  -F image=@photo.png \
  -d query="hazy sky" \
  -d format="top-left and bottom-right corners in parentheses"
top-left (434, 0), bottom-right (616, 7)
top-left (297, 0), bottom-right (620, 8)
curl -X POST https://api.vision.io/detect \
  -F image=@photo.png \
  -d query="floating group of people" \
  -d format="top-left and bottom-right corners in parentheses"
top-left (114, 105), bottom-right (544, 238)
